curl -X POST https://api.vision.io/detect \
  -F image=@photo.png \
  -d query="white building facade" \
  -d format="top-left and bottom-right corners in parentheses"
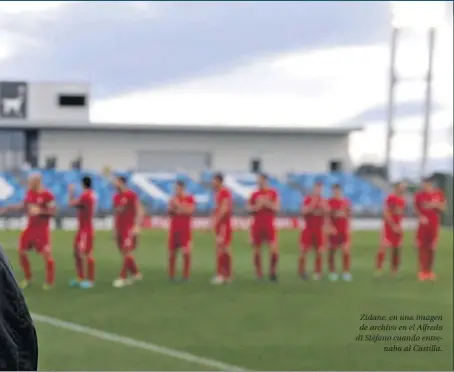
top-left (36, 124), bottom-right (355, 177)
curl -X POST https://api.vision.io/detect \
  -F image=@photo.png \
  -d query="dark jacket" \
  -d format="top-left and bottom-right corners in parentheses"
top-left (0, 246), bottom-right (38, 371)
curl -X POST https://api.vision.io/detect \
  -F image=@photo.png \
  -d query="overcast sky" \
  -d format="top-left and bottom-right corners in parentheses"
top-left (0, 1), bottom-right (452, 166)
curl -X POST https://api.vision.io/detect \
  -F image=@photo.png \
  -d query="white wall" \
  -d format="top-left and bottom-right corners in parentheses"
top-left (39, 129), bottom-right (352, 176)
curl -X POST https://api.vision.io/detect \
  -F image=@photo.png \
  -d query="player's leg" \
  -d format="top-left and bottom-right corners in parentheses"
top-left (250, 228), bottom-right (263, 279)
top-left (113, 233), bottom-right (133, 287)
top-left (39, 236), bottom-right (55, 290)
top-left (181, 234), bottom-right (192, 281)
top-left (327, 236), bottom-right (338, 281)
top-left (212, 226), bottom-right (232, 284)
top-left (168, 232), bottom-right (178, 280)
top-left (416, 227), bottom-right (429, 281)
top-left (313, 233), bottom-right (324, 280)
top-left (426, 230), bottom-right (438, 280)
top-left (268, 228), bottom-right (279, 281)
top-left (70, 231), bottom-right (85, 287)
top-left (18, 231), bottom-right (32, 288)
top-left (375, 233), bottom-right (389, 276)
top-left (125, 235), bottom-right (141, 279)
top-left (222, 228), bottom-right (233, 281)
top-left (80, 232), bottom-right (95, 288)
top-left (298, 230), bottom-right (310, 280)
top-left (390, 236), bottom-right (402, 277)
top-left (340, 235), bottom-right (352, 281)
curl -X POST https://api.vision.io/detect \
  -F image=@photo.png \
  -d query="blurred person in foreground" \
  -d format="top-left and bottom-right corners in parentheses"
top-left (0, 244), bottom-right (38, 370)
top-left (0, 173), bottom-right (56, 289)
top-left (247, 173), bottom-right (280, 281)
top-left (414, 177), bottom-right (446, 281)
top-left (68, 176), bottom-right (97, 288)
top-left (168, 180), bottom-right (196, 281)
top-left (375, 181), bottom-right (407, 277)
top-left (211, 173), bottom-right (233, 284)
top-left (327, 184), bottom-right (352, 281)
top-left (112, 176), bottom-right (144, 288)
top-left (298, 180), bottom-right (328, 280)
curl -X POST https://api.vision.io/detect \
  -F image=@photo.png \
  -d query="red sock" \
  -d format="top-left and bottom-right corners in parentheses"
top-left (46, 257), bottom-right (55, 285)
top-left (315, 252), bottom-right (322, 274)
top-left (120, 257), bottom-right (128, 279)
top-left (418, 247), bottom-right (426, 273)
top-left (253, 250), bottom-right (262, 278)
top-left (376, 250), bottom-right (385, 270)
top-left (19, 252), bottom-right (32, 281)
top-left (328, 250), bottom-right (336, 273)
top-left (126, 255), bottom-right (139, 275)
top-left (391, 247), bottom-right (400, 272)
top-left (426, 249), bottom-right (434, 273)
top-left (87, 256), bottom-right (95, 282)
top-left (342, 251), bottom-right (350, 272)
top-left (169, 252), bottom-right (177, 279)
top-left (216, 252), bottom-right (223, 276)
top-left (183, 253), bottom-right (191, 279)
top-left (270, 252), bottom-right (279, 276)
top-left (223, 252), bottom-right (231, 278)
top-left (298, 254), bottom-right (306, 275)
top-left (75, 254), bottom-right (85, 280)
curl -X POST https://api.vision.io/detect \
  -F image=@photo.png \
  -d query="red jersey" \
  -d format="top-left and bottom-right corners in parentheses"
top-left (76, 190), bottom-right (96, 230)
top-left (113, 189), bottom-right (138, 230)
top-left (414, 189), bottom-right (445, 227)
top-left (24, 189), bottom-right (55, 230)
top-left (328, 197), bottom-right (350, 233)
top-left (215, 187), bottom-right (232, 227)
top-left (169, 194), bottom-right (195, 232)
top-left (302, 195), bottom-right (326, 231)
top-left (249, 188), bottom-right (278, 227)
top-left (384, 194), bottom-right (406, 228)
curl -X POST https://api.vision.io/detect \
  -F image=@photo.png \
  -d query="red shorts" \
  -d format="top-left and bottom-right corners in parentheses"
top-left (19, 228), bottom-right (51, 254)
top-left (74, 229), bottom-right (94, 255)
top-left (250, 225), bottom-right (277, 246)
top-left (329, 232), bottom-right (349, 247)
top-left (116, 229), bottom-right (138, 253)
top-left (300, 228), bottom-right (324, 251)
top-left (168, 229), bottom-right (192, 252)
top-left (381, 227), bottom-right (403, 248)
top-left (416, 225), bottom-right (439, 248)
top-left (215, 223), bottom-right (232, 247)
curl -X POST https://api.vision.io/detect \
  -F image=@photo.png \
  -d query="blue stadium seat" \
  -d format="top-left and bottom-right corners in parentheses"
top-left (0, 170), bottom-right (385, 213)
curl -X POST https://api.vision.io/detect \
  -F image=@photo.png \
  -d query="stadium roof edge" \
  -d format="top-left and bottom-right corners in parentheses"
top-left (0, 121), bottom-right (363, 135)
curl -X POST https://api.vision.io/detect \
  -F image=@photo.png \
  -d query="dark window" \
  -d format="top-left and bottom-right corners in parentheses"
top-left (250, 158), bottom-right (261, 173)
top-left (58, 95), bottom-right (86, 107)
top-left (329, 160), bottom-right (343, 172)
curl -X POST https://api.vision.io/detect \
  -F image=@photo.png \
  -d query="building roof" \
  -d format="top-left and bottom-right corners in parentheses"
top-left (0, 120), bottom-right (362, 136)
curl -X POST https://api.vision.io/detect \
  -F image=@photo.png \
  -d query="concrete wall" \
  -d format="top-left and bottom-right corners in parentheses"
top-left (39, 129), bottom-right (352, 176)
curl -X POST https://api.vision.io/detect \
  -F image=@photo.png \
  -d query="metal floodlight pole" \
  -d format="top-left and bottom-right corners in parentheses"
top-left (384, 27), bottom-right (399, 182)
top-left (420, 27), bottom-right (436, 179)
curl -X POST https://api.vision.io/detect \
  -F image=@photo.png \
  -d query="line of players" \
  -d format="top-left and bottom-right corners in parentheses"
top-left (0, 172), bottom-right (446, 289)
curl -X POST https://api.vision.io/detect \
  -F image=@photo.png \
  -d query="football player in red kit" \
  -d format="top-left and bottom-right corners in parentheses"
top-left (327, 184), bottom-right (352, 282)
top-left (414, 178), bottom-right (446, 281)
top-left (112, 176), bottom-right (144, 288)
top-left (0, 174), bottom-right (56, 289)
top-left (68, 176), bottom-right (97, 288)
top-left (168, 180), bottom-right (196, 281)
top-left (211, 173), bottom-right (233, 284)
top-left (298, 181), bottom-right (329, 280)
top-left (375, 182), bottom-right (407, 277)
top-left (247, 173), bottom-right (280, 281)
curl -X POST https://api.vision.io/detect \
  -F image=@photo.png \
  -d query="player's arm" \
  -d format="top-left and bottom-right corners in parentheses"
top-left (214, 198), bottom-right (229, 226)
top-left (247, 194), bottom-right (259, 213)
top-left (134, 199), bottom-right (145, 230)
top-left (435, 193), bottom-right (447, 212)
top-left (323, 200), bottom-right (334, 232)
top-left (39, 199), bottom-right (57, 217)
top-left (180, 198), bottom-right (196, 215)
top-left (68, 185), bottom-right (86, 209)
top-left (265, 192), bottom-right (280, 213)
top-left (383, 198), bottom-right (398, 230)
top-left (168, 198), bottom-right (178, 215)
top-left (413, 194), bottom-right (428, 224)
top-left (302, 197), bottom-right (315, 215)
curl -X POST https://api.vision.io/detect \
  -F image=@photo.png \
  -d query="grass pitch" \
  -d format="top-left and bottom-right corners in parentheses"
top-left (2, 229), bottom-right (453, 371)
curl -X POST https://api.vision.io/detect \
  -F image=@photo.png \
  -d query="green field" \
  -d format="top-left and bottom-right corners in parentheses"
top-left (2, 229), bottom-right (453, 371)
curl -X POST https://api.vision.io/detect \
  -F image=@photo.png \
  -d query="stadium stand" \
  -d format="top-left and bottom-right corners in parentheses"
top-left (0, 170), bottom-right (385, 214)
